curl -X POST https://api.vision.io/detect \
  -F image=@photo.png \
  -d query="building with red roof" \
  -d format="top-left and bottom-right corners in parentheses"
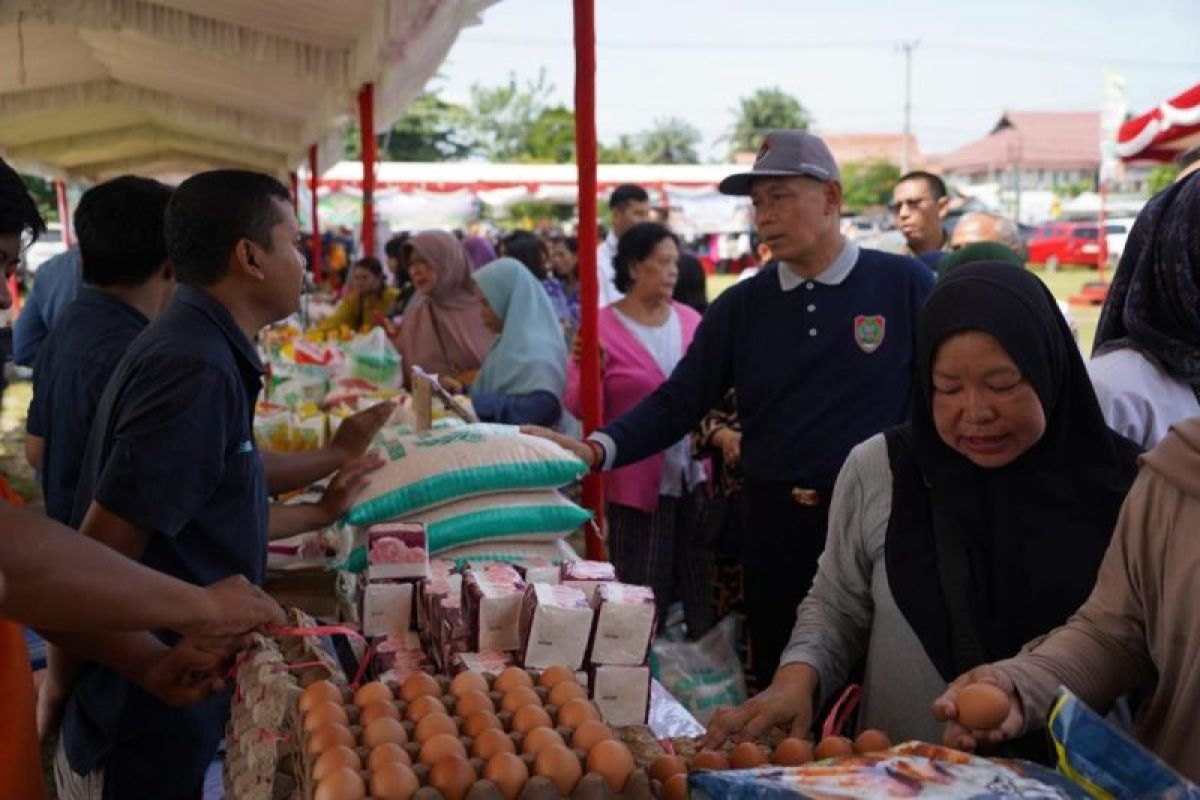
top-left (939, 111), bottom-right (1100, 191)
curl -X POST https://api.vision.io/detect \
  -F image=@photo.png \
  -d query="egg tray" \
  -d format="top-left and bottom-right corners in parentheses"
top-left (225, 610), bottom-right (350, 800)
top-left (296, 668), bottom-right (690, 800)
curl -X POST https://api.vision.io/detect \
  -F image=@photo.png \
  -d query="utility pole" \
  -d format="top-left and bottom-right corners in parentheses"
top-left (899, 40), bottom-right (919, 174)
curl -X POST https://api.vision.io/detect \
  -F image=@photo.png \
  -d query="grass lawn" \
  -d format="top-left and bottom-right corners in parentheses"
top-left (707, 265), bottom-right (1106, 356)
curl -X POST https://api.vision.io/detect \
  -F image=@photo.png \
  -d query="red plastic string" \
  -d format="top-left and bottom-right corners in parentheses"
top-left (821, 684), bottom-right (862, 740)
top-left (267, 623), bottom-right (375, 690)
top-left (257, 728), bottom-right (291, 744)
top-left (659, 738), bottom-right (676, 756)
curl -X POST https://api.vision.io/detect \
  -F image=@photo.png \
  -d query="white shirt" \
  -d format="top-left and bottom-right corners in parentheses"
top-left (595, 231), bottom-right (624, 308)
top-left (1089, 347), bottom-right (1199, 449)
top-left (612, 306), bottom-right (705, 497)
top-left (778, 237), bottom-right (859, 292)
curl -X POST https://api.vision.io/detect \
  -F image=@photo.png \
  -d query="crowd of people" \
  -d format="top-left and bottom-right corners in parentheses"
top-left (1, 126), bottom-right (1199, 798)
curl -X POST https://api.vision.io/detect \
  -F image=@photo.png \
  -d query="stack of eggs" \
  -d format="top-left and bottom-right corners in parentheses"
top-left (301, 665), bottom-right (654, 800)
top-left (650, 732), bottom-right (896, 800)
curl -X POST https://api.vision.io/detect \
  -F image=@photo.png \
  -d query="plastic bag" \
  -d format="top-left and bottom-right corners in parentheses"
top-left (1048, 688), bottom-right (1199, 798)
top-left (347, 327), bottom-right (401, 387)
top-left (650, 614), bottom-right (746, 725)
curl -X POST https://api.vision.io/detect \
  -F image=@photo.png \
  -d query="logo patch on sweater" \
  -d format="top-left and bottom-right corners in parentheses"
top-left (854, 315), bottom-right (886, 353)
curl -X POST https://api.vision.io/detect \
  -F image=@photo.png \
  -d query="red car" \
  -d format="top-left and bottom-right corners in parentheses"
top-left (1027, 222), bottom-right (1104, 269)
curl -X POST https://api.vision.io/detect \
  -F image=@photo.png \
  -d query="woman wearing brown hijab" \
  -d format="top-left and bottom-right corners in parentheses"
top-left (390, 230), bottom-right (494, 386)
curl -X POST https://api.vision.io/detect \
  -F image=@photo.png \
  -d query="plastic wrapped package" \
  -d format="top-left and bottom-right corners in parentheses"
top-left (650, 614), bottom-right (746, 725)
top-left (347, 327), bottom-right (402, 387)
top-left (254, 402), bottom-right (293, 452)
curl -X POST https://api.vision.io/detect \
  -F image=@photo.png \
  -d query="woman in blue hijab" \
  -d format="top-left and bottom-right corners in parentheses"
top-left (470, 257), bottom-right (568, 426)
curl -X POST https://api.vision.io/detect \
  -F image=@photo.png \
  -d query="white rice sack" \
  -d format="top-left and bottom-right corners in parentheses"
top-left (402, 490), bottom-right (592, 554)
top-left (344, 424), bottom-right (587, 526)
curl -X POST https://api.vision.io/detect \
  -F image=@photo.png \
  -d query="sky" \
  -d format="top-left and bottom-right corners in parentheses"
top-left (434, 0), bottom-right (1200, 160)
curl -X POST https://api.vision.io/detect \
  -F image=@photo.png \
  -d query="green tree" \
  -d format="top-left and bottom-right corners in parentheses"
top-left (599, 134), bottom-right (642, 164)
top-left (841, 159), bottom-right (902, 213)
top-left (460, 69), bottom-right (563, 162)
top-left (344, 88), bottom-right (469, 162)
top-left (1146, 163), bottom-right (1180, 195)
top-left (728, 87), bottom-right (812, 158)
top-left (637, 117), bottom-right (701, 164)
top-left (520, 106), bottom-right (576, 163)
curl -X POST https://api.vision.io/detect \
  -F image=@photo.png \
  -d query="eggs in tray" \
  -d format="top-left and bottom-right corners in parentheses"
top-left (301, 666), bottom-right (656, 800)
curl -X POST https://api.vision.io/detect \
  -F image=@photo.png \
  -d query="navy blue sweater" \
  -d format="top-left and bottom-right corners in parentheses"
top-left (603, 249), bottom-right (934, 490)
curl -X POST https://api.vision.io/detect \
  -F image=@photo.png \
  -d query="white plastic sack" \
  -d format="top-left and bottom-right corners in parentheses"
top-left (650, 614), bottom-right (746, 725)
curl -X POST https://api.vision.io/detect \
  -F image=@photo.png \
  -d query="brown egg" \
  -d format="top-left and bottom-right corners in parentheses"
top-left (353, 681), bottom-right (394, 709)
top-left (662, 772), bottom-right (689, 800)
top-left (415, 711), bottom-right (458, 744)
top-left (511, 704), bottom-right (553, 734)
top-left (500, 686), bottom-right (542, 713)
top-left (556, 697), bottom-right (600, 729)
top-left (585, 739), bottom-right (635, 793)
top-left (521, 726), bottom-right (565, 756)
top-left (300, 680), bottom-right (345, 713)
top-left (450, 670), bottom-right (490, 698)
top-left (362, 717), bottom-right (409, 749)
top-left (956, 683), bottom-right (1011, 730)
top-left (538, 665), bottom-right (575, 688)
top-left (405, 694), bottom-right (447, 723)
top-left (472, 726), bottom-right (517, 759)
top-left (729, 742), bottom-right (768, 769)
top-left (420, 732), bottom-right (467, 765)
top-left (312, 745), bottom-right (362, 782)
top-left (534, 744), bottom-right (583, 796)
top-left (369, 761), bottom-right (420, 800)
top-left (464, 710), bottom-right (504, 737)
top-left (853, 729), bottom-right (892, 754)
top-left (484, 751), bottom-right (529, 800)
top-left (493, 666), bottom-right (534, 693)
top-left (304, 701), bottom-right (350, 732)
top-left (649, 754), bottom-right (687, 783)
top-left (400, 672), bottom-right (442, 703)
top-left (454, 689), bottom-right (495, 718)
top-left (690, 750), bottom-right (729, 771)
top-left (548, 681), bottom-right (588, 707)
top-left (428, 754), bottom-right (476, 800)
top-left (772, 738), bottom-right (814, 766)
top-left (368, 741), bottom-right (413, 770)
top-left (358, 700), bottom-right (401, 728)
top-left (307, 722), bottom-right (355, 756)
top-left (314, 766), bottom-right (365, 800)
top-left (570, 719), bottom-right (614, 752)
top-left (814, 736), bottom-right (855, 760)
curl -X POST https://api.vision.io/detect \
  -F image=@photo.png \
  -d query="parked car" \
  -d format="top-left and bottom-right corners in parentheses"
top-left (21, 222), bottom-right (67, 276)
top-left (1104, 217), bottom-right (1137, 266)
top-left (1027, 221), bottom-right (1104, 270)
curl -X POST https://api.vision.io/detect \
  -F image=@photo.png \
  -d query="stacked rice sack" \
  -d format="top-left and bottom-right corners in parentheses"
top-left (345, 423), bottom-right (591, 559)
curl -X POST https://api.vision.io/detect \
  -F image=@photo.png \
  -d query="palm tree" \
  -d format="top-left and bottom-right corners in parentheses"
top-left (728, 88), bottom-right (812, 159)
top-left (637, 117), bottom-right (702, 164)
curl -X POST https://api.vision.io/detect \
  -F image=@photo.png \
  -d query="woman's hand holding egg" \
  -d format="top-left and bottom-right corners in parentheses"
top-left (703, 662), bottom-right (817, 748)
top-left (932, 666), bottom-right (1025, 750)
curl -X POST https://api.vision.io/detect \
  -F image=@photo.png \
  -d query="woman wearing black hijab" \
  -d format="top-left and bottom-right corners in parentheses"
top-left (705, 261), bottom-right (1140, 748)
top-left (1089, 172), bottom-right (1200, 448)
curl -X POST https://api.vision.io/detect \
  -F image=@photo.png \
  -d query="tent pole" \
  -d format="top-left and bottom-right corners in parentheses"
top-left (358, 83), bottom-right (377, 258)
top-left (54, 179), bottom-right (74, 247)
top-left (573, 0), bottom-right (605, 560)
top-left (309, 145), bottom-right (323, 284)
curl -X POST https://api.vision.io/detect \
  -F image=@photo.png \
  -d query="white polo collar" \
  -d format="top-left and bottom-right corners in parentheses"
top-left (778, 237), bottom-right (859, 292)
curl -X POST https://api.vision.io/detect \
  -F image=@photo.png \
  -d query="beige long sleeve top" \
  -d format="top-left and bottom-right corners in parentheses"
top-left (996, 419), bottom-right (1200, 783)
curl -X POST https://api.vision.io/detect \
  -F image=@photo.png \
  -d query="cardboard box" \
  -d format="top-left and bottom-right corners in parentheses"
top-left (590, 664), bottom-right (651, 726)
top-left (589, 582), bottom-right (656, 665)
top-left (520, 583), bottom-right (595, 670)
top-left (362, 580), bottom-right (415, 637)
top-left (366, 523), bottom-right (429, 580)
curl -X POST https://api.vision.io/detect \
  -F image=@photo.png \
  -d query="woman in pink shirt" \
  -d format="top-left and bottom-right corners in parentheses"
top-left (566, 223), bottom-right (713, 637)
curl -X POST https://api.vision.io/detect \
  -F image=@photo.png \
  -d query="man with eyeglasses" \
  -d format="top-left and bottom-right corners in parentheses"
top-left (891, 171), bottom-right (951, 268)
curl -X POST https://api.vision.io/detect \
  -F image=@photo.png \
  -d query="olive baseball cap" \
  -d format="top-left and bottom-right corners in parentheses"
top-left (718, 130), bottom-right (841, 195)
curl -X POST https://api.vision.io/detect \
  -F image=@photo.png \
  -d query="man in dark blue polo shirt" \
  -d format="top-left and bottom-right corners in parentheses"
top-left (26, 176), bottom-right (176, 525)
top-left (54, 170), bottom-right (340, 799)
top-left (535, 131), bottom-right (935, 689)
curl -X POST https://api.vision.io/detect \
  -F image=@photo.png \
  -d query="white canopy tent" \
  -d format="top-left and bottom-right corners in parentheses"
top-left (0, 0), bottom-right (497, 182)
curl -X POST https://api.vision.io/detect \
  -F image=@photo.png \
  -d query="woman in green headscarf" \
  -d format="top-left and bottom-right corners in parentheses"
top-left (470, 257), bottom-right (568, 426)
